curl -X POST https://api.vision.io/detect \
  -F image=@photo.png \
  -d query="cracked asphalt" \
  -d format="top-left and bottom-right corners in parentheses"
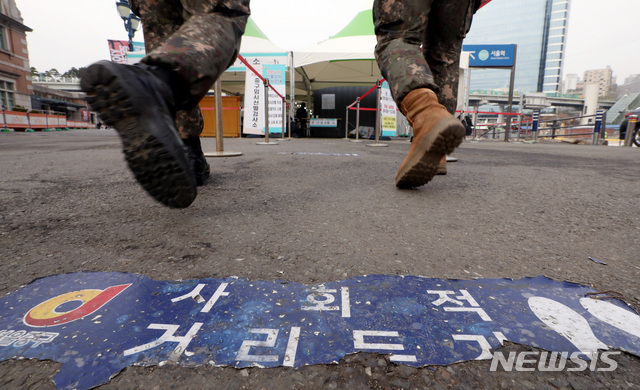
top-left (0, 130), bottom-right (639, 389)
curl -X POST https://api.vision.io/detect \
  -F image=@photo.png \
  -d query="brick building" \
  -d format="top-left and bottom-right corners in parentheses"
top-left (0, 0), bottom-right (33, 110)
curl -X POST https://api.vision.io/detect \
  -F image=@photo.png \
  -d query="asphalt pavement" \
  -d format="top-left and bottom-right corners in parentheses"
top-left (0, 129), bottom-right (639, 389)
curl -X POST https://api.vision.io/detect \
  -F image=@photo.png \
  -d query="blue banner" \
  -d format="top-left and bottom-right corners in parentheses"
top-left (1, 272), bottom-right (638, 389)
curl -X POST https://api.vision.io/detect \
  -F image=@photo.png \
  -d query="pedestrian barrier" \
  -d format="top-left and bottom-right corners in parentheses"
top-left (344, 79), bottom-right (390, 147)
top-left (465, 110), bottom-right (609, 145)
top-left (236, 54), bottom-right (290, 145)
top-left (533, 110), bottom-right (606, 145)
top-left (461, 111), bottom-right (533, 140)
top-left (1, 108), bottom-right (91, 131)
top-left (623, 115), bottom-right (638, 147)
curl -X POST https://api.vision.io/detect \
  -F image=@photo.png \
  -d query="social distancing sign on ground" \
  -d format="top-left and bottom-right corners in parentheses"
top-left (1, 272), bottom-right (639, 389)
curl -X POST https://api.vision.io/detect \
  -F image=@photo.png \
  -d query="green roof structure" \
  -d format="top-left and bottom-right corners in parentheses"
top-left (330, 9), bottom-right (374, 39)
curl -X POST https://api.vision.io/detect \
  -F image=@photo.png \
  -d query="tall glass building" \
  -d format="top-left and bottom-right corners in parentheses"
top-left (463, 0), bottom-right (571, 94)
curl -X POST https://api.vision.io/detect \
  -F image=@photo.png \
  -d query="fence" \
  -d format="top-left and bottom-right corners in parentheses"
top-left (1, 109), bottom-right (92, 131)
top-left (467, 110), bottom-right (611, 145)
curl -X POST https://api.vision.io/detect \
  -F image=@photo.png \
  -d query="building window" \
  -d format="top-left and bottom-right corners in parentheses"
top-left (0, 26), bottom-right (7, 51)
top-left (0, 81), bottom-right (15, 109)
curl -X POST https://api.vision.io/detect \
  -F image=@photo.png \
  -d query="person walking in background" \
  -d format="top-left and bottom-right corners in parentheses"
top-left (81, 0), bottom-right (250, 208)
top-left (373, 0), bottom-right (485, 188)
top-left (295, 102), bottom-right (308, 136)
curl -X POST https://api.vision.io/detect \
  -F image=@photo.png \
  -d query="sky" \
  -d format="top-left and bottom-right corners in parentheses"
top-left (16, 0), bottom-right (640, 84)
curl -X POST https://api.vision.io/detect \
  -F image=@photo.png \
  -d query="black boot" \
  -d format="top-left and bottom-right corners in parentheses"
top-left (183, 136), bottom-right (210, 186)
top-left (80, 61), bottom-right (197, 208)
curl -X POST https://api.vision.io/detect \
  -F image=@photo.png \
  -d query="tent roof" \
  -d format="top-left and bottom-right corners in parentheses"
top-left (238, 17), bottom-right (286, 53)
top-left (293, 9), bottom-right (380, 89)
top-left (243, 17), bottom-right (269, 39)
top-left (330, 8), bottom-right (374, 39)
top-left (294, 9), bottom-right (375, 65)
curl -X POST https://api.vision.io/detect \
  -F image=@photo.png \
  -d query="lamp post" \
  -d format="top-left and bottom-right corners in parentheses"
top-left (116, 1), bottom-right (141, 52)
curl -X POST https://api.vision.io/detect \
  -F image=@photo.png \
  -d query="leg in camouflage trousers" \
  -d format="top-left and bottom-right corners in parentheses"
top-left (131, 0), bottom-right (250, 186)
top-left (80, 0), bottom-right (249, 207)
top-left (373, 0), bottom-right (479, 188)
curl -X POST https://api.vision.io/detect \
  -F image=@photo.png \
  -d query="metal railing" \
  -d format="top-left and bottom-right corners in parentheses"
top-left (471, 110), bottom-right (611, 145)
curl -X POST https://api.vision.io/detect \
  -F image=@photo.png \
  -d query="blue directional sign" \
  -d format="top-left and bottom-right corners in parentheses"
top-left (463, 44), bottom-right (516, 67)
top-left (1, 272), bottom-right (639, 390)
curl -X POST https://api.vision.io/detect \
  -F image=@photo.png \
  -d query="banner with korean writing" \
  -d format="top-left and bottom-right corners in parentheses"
top-left (380, 81), bottom-right (398, 137)
top-left (1, 272), bottom-right (639, 390)
top-left (108, 40), bottom-right (145, 64)
top-left (243, 65), bottom-right (265, 135)
top-left (263, 64), bottom-right (287, 133)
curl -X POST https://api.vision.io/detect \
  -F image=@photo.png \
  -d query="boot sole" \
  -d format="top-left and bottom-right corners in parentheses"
top-left (80, 62), bottom-right (197, 208)
top-left (396, 117), bottom-right (464, 189)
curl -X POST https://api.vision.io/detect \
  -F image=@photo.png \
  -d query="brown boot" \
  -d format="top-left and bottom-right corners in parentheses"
top-left (437, 156), bottom-right (447, 175)
top-left (396, 88), bottom-right (464, 188)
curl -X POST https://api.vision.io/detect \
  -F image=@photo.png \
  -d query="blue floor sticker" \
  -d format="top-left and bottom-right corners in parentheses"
top-left (1, 272), bottom-right (639, 389)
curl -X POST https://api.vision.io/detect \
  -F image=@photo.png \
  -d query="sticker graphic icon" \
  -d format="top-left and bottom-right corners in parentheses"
top-left (24, 284), bottom-right (130, 327)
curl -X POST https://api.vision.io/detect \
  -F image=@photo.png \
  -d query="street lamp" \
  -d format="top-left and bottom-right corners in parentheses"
top-left (116, 0), bottom-right (141, 52)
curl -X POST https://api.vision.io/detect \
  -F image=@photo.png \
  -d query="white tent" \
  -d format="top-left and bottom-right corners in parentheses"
top-left (219, 11), bottom-right (382, 118)
top-left (293, 9), bottom-right (382, 91)
top-left (220, 11), bottom-right (382, 98)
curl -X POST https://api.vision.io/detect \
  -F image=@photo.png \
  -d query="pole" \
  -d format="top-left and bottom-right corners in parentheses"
top-left (367, 80), bottom-right (388, 147)
top-left (215, 79), bottom-right (224, 152)
top-left (281, 100), bottom-right (286, 139)
top-left (592, 110), bottom-right (602, 145)
top-left (518, 94), bottom-right (524, 140)
top-left (257, 78), bottom-right (277, 145)
top-left (306, 90), bottom-right (312, 137)
top-left (504, 45), bottom-right (517, 142)
top-left (532, 111), bottom-right (539, 142)
top-left (126, 19), bottom-right (134, 51)
top-left (289, 51), bottom-right (294, 139)
top-left (204, 79), bottom-right (242, 157)
top-left (375, 81), bottom-right (381, 143)
top-left (624, 115), bottom-right (637, 147)
top-left (355, 99), bottom-right (361, 142)
top-left (264, 79), bottom-right (270, 143)
top-left (472, 106), bottom-right (478, 139)
top-left (344, 104), bottom-right (350, 140)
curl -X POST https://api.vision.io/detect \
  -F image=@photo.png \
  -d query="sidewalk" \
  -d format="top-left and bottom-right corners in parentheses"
top-left (0, 130), bottom-right (639, 389)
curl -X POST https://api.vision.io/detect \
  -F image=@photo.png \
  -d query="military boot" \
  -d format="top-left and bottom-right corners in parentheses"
top-left (183, 136), bottom-right (210, 186)
top-left (396, 88), bottom-right (465, 188)
top-left (80, 61), bottom-right (197, 208)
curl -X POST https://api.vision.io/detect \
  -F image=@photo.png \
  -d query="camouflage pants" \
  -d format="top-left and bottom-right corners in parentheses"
top-left (129, 0), bottom-right (250, 138)
top-left (373, 0), bottom-right (480, 114)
